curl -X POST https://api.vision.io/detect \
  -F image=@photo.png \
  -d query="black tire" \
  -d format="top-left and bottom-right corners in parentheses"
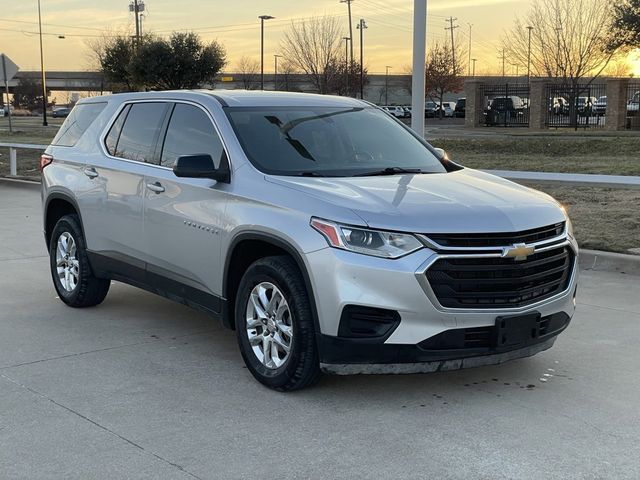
top-left (235, 255), bottom-right (320, 391)
top-left (49, 214), bottom-right (110, 308)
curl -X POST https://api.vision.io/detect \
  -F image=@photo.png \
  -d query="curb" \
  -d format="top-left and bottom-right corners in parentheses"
top-left (579, 249), bottom-right (640, 276)
top-left (0, 177), bottom-right (41, 190)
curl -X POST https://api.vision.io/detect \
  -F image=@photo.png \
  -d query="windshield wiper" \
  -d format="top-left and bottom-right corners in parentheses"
top-left (353, 167), bottom-right (426, 177)
top-left (297, 171), bottom-right (327, 177)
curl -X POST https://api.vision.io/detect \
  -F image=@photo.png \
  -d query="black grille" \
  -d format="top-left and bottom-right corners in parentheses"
top-left (426, 246), bottom-right (574, 309)
top-left (426, 222), bottom-right (565, 248)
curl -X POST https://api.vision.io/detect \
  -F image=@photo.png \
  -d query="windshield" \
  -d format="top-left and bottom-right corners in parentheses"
top-left (226, 106), bottom-right (447, 177)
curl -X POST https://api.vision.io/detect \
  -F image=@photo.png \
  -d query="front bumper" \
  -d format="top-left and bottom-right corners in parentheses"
top-left (305, 237), bottom-right (578, 369)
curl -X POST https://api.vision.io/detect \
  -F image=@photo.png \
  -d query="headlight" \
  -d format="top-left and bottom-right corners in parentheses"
top-left (560, 206), bottom-right (574, 239)
top-left (310, 218), bottom-right (423, 259)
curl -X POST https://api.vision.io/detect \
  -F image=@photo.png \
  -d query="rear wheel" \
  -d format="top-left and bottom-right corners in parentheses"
top-left (235, 256), bottom-right (320, 391)
top-left (49, 214), bottom-right (110, 307)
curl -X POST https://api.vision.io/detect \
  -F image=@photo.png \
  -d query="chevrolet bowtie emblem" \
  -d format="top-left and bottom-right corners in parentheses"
top-left (502, 243), bottom-right (535, 261)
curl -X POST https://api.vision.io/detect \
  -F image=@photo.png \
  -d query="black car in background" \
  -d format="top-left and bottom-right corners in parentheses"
top-left (454, 98), bottom-right (466, 118)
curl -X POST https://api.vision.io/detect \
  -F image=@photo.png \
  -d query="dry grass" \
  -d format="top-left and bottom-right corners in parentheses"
top-left (521, 182), bottom-right (640, 254)
top-left (435, 137), bottom-right (640, 176)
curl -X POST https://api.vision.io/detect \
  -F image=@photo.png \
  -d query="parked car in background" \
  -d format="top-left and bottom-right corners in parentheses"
top-left (1, 104), bottom-right (14, 117)
top-left (628, 91), bottom-right (639, 115)
top-left (549, 97), bottom-right (568, 115)
top-left (425, 101), bottom-right (438, 118)
top-left (486, 96), bottom-right (526, 126)
top-left (436, 102), bottom-right (455, 118)
top-left (52, 107), bottom-right (72, 118)
top-left (454, 98), bottom-right (466, 118)
top-left (593, 96), bottom-right (607, 115)
top-left (402, 106), bottom-right (412, 118)
top-left (382, 106), bottom-right (405, 118)
top-left (577, 97), bottom-right (596, 115)
top-left (41, 90), bottom-right (578, 391)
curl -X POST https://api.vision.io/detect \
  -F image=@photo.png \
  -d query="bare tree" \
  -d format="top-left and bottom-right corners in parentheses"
top-left (426, 41), bottom-right (465, 118)
top-left (280, 16), bottom-right (343, 93)
top-left (504, 0), bottom-right (618, 83)
top-left (235, 56), bottom-right (260, 90)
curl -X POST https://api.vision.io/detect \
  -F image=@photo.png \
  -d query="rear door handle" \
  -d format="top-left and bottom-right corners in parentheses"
top-left (146, 181), bottom-right (165, 193)
top-left (83, 167), bottom-right (99, 178)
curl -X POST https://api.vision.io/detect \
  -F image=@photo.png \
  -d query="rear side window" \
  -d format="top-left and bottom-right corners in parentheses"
top-left (108, 102), bottom-right (169, 164)
top-left (51, 102), bottom-right (106, 147)
top-left (160, 104), bottom-right (225, 168)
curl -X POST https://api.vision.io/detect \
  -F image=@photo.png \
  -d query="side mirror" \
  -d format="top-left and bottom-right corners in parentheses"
top-left (433, 147), bottom-right (448, 160)
top-left (173, 154), bottom-right (230, 183)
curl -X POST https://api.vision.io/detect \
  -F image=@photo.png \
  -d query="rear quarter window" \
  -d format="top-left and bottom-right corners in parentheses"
top-left (51, 102), bottom-right (107, 147)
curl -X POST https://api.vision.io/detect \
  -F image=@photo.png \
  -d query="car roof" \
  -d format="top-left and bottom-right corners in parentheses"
top-left (79, 89), bottom-right (368, 109)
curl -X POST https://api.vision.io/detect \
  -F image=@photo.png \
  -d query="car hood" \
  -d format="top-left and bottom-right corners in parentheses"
top-left (266, 169), bottom-right (565, 233)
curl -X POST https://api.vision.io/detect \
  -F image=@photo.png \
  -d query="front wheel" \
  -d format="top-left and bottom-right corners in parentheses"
top-left (235, 256), bottom-right (320, 391)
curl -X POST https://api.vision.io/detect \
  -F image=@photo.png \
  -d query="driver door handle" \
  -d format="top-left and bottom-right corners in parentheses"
top-left (146, 181), bottom-right (165, 194)
top-left (83, 167), bottom-right (99, 178)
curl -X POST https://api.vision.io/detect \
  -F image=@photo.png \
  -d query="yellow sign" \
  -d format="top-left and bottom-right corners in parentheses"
top-left (220, 76), bottom-right (234, 82)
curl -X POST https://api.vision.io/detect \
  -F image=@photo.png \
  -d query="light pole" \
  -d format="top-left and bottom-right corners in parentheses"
top-left (385, 66), bottom-right (392, 105)
top-left (343, 37), bottom-right (350, 96)
top-left (259, 15), bottom-right (275, 91)
top-left (274, 54), bottom-right (282, 91)
top-left (526, 26), bottom-right (534, 80)
top-left (471, 58), bottom-right (477, 77)
top-left (356, 18), bottom-right (367, 99)
top-left (37, 0), bottom-right (48, 126)
top-left (411, 0), bottom-right (427, 134)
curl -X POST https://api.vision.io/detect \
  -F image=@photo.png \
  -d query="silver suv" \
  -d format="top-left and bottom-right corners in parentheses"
top-left (41, 91), bottom-right (578, 391)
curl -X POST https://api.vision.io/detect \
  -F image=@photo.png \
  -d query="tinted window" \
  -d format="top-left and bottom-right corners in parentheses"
top-left (160, 104), bottom-right (224, 168)
top-left (226, 107), bottom-right (446, 177)
top-left (51, 103), bottom-right (106, 147)
top-left (105, 104), bottom-right (131, 155)
top-left (115, 103), bottom-right (169, 163)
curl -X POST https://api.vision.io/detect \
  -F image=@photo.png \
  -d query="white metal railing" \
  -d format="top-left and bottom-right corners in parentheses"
top-left (0, 142), bottom-right (48, 177)
top-left (1, 142), bottom-right (640, 188)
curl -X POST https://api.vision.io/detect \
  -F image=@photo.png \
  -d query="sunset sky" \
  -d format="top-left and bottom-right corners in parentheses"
top-left (1, 0), bottom-right (639, 76)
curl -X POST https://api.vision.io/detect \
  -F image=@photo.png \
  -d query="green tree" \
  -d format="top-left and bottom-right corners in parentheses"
top-left (610, 0), bottom-right (640, 51)
top-left (100, 37), bottom-right (137, 91)
top-left (129, 32), bottom-right (226, 90)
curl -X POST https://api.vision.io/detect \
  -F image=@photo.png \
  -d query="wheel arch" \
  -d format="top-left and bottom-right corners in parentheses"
top-left (222, 232), bottom-right (320, 336)
top-left (44, 193), bottom-right (84, 251)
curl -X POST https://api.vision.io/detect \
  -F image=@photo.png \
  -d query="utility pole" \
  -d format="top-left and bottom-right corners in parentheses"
top-left (471, 58), bottom-right (477, 77)
top-left (37, 0), bottom-right (47, 126)
top-left (527, 26), bottom-right (534, 80)
top-left (356, 18), bottom-right (367, 100)
top-left (467, 23), bottom-right (472, 77)
top-left (498, 48), bottom-right (506, 77)
top-left (259, 15), bottom-right (275, 91)
top-left (129, 1), bottom-right (145, 44)
top-left (411, 0), bottom-right (427, 134)
top-left (274, 55), bottom-right (282, 91)
top-left (445, 16), bottom-right (458, 74)
top-left (340, 0), bottom-right (355, 67)
top-left (343, 37), bottom-right (350, 96)
top-left (385, 66), bottom-right (392, 105)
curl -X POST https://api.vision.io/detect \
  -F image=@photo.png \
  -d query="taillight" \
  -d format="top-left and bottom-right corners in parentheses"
top-left (40, 154), bottom-right (53, 171)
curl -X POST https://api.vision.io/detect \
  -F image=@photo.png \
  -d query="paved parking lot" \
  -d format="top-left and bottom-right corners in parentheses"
top-left (1, 181), bottom-right (639, 479)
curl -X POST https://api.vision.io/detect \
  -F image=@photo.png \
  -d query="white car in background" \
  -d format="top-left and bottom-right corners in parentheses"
top-left (437, 102), bottom-right (455, 118)
top-left (382, 106), bottom-right (405, 118)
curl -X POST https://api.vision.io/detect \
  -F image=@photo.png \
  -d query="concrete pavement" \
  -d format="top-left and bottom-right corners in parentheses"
top-left (1, 182), bottom-right (639, 479)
